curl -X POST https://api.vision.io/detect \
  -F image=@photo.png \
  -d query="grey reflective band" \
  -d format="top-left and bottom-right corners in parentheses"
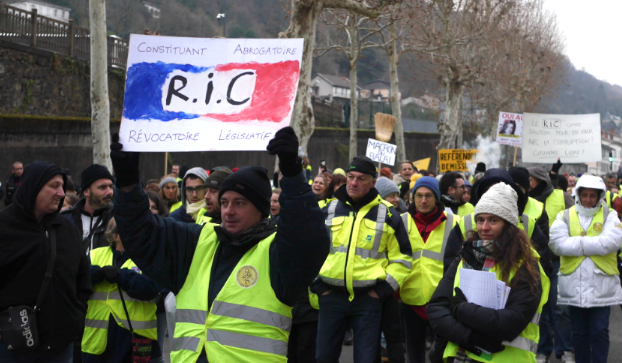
top-left (385, 273), bottom-right (400, 291)
top-left (531, 312), bottom-right (541, 325)
top-left (89, 291), bottom-right (150, 304)
top-left (172, 336), bottom-right (201, 352)
top-left (421, 249), bottom-right (443, 261)
top-left (90, 291), bottom-right (108, 301)
top-left (320, 276), bottom-right (377, 287)
top-left (389, 259), bottom-right (413, 269)
top-left (464, 214), bottom-right (473, 235)
top-left (330, 244), bottom-right (386, 260)
top-left (371, 203), bottom-right (387, 255)
top-left (176, 309), bottom-right (206, 325)
top-left (116, 317), bottom-right (158, 330)
top-left (563, 209), bottom-right (570, 235)
top-left (502, 335), bottom-right (537, 353)
top-left (325, 200), bottom-right (339, 242)
top-left (411, 213), bottom-right (453, 263)
top-left (412, 251), bottom-right (421, 260)
top-left (401, 213), bottom-right (410, 232)
top-left (84, 318), bottom-right (108, 329)
top-left (211, 301), bottom-right (292, 331)
top-left (207, 329), bottom-right (288, 356)
top-left (521, 214), bottom-right (530, 235)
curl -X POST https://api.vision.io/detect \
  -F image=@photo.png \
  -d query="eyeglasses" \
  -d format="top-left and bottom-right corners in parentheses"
top-left (185, 186), bottom-right (206, 194)
top-left (414, 194), bottom-right (435, 201)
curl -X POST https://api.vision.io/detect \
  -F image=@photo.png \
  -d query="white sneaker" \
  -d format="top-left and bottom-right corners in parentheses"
top-left (561, 351), bottom-right (575, 363)
top-left (535, 354), bottom-right (548, 363)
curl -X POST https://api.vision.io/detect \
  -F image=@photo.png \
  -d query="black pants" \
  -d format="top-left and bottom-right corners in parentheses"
top-left (288, 321), bottom-right (318, 363)
top-left (401, 303), bottom-right (430, 363)
top-left (376, 297), bottom-right (405, 363)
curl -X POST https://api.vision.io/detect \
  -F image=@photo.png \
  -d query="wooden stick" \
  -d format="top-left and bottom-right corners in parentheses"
top-left (164, 152), bottom-right (168, 176)
top-left (513, 146), bottom-right (518, 166)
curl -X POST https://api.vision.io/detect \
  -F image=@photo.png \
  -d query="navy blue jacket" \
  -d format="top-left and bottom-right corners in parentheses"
top-left (168, 205), bottom-right (195, 224)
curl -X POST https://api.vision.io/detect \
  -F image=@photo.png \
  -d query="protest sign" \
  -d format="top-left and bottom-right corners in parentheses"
top-left (522, 113), bottom-right (601, 163)
top-left (366, 139), bottom-right (397, 166)
top-left (496, 112), bottom-right (523, 147)
top-left (438, 149), bottom-right (478, 172)
top-left (119, 35), bottom-right (304, 152)
top-left (412, 157), bottom-right (431, 171)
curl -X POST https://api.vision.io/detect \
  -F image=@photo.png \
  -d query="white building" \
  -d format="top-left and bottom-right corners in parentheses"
top-left (310, 73), bottom-right (360, 103)
top-left (142, 1), bottom-right (160, 19)
top-left (7, 0), bottom-right (71, 23)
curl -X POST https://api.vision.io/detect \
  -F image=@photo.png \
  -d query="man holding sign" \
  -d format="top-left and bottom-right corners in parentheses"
top-left (109, 127), bottom-right (330, 363)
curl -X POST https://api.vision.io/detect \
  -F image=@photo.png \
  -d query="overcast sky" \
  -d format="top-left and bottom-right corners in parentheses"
top-left (544, 0), bottom-right (622, 87)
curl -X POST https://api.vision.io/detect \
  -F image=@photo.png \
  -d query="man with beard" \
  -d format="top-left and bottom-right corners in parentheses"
top-left (439, 172), bottom-right (474, 216)
top-left (61, 164), bottom-right (114, 254)
top-left (196, 168), bottom-right (232, 225)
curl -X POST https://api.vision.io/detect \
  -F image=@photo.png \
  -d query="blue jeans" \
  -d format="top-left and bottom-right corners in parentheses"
top-left (0, 341), bottom-right (73, 363)
top-left (537, 260), bottom-right (573, 358)
top-left (316, 290), bottom-right (383, 363)
top-left (568, 306), bottom-right (610, 363)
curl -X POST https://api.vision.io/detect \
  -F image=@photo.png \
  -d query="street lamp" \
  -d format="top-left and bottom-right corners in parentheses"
top-left (609, 151), bottom-right (613, 171)
top-left (217, 13), bottom-right (226, 37)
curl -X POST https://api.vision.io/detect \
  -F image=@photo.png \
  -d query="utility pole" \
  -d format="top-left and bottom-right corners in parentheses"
top-left (217, 13), bottom-right (226, 37)
top-left (89, 0), bottom-right (111, 170)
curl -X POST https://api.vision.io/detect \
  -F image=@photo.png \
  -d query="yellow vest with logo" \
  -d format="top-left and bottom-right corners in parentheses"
top-left (444, 259), bottom-right (549, 362)
top-left (319, 198), bottom-right (412, 301)
top-left (457, 203), bottom-right (475, 217)
top-left (606, 191), bottom-right (620, 209)
top-left (82, 247), bottom-right (158, 355)
top-left (523, 198), bottom-right (544, 225)
top-left (400, 211), bottom-right (459, 306)
top-left (544, 190), bottom-right (566, 226)
top-left (170, 201), bottom-right (183, 213)
top-left (458, 213), bottom-right (535, 240)
top-left (171, 226), bottom-right (292, 363)
top-left (559, 204), bottom-right (618, 275)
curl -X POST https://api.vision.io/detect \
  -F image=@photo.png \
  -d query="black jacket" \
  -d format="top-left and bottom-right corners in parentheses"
top-left (0, 161), bottom-right (92, 354)
top-left (427, 250), bottom-right (542, 353)
top-left (61, 198), bottom-right (113, 253)
top-left (168, 205), bottom-right (195, 224)
top-left (4, 174), bottom-right (21, 207)
top-left (113, 171), bottom-right (330, 308)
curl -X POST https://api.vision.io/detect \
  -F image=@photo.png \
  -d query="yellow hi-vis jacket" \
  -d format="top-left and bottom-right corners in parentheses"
top-left (458, 213), bottom-right (536, 240)
top-left (171, 226), bottom-right (292, 363)
top-left (195, 208), bottom-right (215, 226)
top-left (400, 211), bottom-right (459, 306)
top-left (457, 203), bottom-right (475, 217)
top-left (560, 205), bottom-right (618, 275)
top-left (444, 259), bottom-right (550, 362)
top-left (319, 197), bottom-right (413, 301)
top-left (544, 190), bottom-right (566, 226)
top-left (170, 201), bottom-right (183, 213)
top-left (606, 191), bottom-right (620, 210)
top-left (523, 197), bottom-right (544, 225)
top-left (82, 247), bottom-right (157, 355)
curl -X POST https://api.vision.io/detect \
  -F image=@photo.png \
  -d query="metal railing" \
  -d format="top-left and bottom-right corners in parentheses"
top-left (0, 4), bottom-right (128, 68)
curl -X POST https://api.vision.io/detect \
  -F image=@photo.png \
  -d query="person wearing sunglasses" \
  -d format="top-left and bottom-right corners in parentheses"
top-left (439, 172), bottom-right (474, 217)
top-left (169, 167), bottom-right (208, 224)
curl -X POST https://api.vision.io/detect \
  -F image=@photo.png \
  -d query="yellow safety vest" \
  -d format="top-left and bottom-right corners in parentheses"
top-left (458, 213), bottom-right (535, 240)
top-left (606, 191), bottom-right (620, 209)
top-left (171, 227), bottom-right (292, 363)
top-left (400, 211), bottom-right (459, 306)
top-left (457, 203), bottom-right (475, 217)
top-left (82, 247), bottom-right (157, 355)
top-left (170, 201), bottom-right (183, 213)
top-left (444, 259), bottom-right (549, 362)
top-left (523, 198), bottom-right (544, 225)
top-left (195, 208), bottom-right (214, 226)
top-left (544, 190), bottom-right (566, 226)
top-left (559, 204), bottom-right (618, 275)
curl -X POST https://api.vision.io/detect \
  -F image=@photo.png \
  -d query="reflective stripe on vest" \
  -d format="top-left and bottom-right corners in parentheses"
top-left (403, 212), bottom-right (454, 262)
top-left (171, 227), bottom-right (292, 363)
top-left (523, 198), bottom-right (544, 223)
top-left (561, 203), bottom-right (618, 275)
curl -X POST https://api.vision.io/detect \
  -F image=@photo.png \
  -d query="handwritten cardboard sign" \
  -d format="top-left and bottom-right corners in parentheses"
top-left (366, 139), bottom-right (396, 166)
top-left (438, 149), bottom-right (478, 172)
top-left (496, 112), bottom-right (522, 147)
top-left (119, 35), bottom-right (304, 152)
top-left (522, 113), bottom-right (601, 163)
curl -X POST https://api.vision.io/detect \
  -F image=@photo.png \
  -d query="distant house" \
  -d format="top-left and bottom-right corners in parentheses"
top-left (360, 80), bottom-right (401, 101)
top-left (310, 73), bottom-right (360, 103)
top-left (6, 0), bottom-right (71, 23)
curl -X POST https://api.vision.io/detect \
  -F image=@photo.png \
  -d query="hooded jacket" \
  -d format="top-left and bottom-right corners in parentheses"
top-left (61, 197), bottom-right (113, 254)
top-left (169, 167), bottom-right (208, 223)
top-left (0, 161), bottom-right (92, 353)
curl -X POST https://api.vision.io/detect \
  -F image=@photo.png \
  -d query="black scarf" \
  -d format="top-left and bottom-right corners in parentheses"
top-left (214, 218), bottom-right (275, 247)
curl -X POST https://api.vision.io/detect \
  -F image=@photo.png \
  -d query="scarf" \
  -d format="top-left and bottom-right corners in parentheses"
top-left (529, 182), bottom-right (554, 203)
top-left (186, 199), bottom-right (206, 221)
top-left (410, 204), bottom-right (445, 242)
top-left (214, 218), bottom-right (273, 246)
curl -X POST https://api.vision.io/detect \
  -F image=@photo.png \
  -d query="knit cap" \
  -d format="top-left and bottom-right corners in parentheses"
top-left (333, 168), bottom-right (346, 177)
top-left (348, 156), bottom-right (378, 178)
top-left (205, 169), bottom-right (233, 190)
top-left (159, 176), bottom-right (177, 189)
top-left (81, 164), bottom-right (113, 191)
top-left (219, 166), bottom-right (272, 218)
top-left (184, 167), bottom-right (208, 182)
top-left (375, 177), bottom-right (400, 199)
top-left (475, 182), bottom-right (518, 226)
top-left (412, 176), bottom-right (441, 201)
top-left (475, 162), bottom-right (486, 174)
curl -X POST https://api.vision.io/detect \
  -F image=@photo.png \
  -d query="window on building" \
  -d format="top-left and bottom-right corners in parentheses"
top-left (54, 9), bottom-right (57, 16)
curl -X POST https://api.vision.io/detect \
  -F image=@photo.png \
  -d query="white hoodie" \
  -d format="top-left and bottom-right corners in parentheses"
top-left (549, 174), bottom-right (622, 307)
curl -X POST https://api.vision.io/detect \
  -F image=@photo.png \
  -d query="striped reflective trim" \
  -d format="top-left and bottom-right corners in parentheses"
top-left (176, 309), bottom-right (206, 325)
top-left (412, 251), bottom-right (421, 260)
top-left (531, 312), bottom-right (541, 325)
top-left (410, 213), bottom-right (453, 263)
top-left (385, 273), bottom-right (399, 291)
top-left (320, 276), bottom-right (377, 287)
top-left (211, 301), bottom-right (292, 331)
top-left (502, 335), bottom-right (537, 353)
top-left (389, 259), bottom-right (412, 269)
top-left (89, 291), bottom-right (149, 304)
top-left (330, 245), bottom-right (386, 260)
top-left (89, 291), bottom-right (108, 301)
top-left (84, 318), bottom-right (108, 329)
top-left (172, 336), bottom-right (201, 352)
top-left (563, 209), bottom-right (570, 234)
top-left (207, 329), bottom-right (287, 356)
top-left (325, 200), bottom-right (339, 242)
top-left (464, 214), bottom-right (473, 234)
top-left (371, 203), bottom-right (387, 255)
top-left (116, 317), bottom-right (158, 331)
top-left (521, 214), bottom-right (530, 234)
top-left (401, 213), bottom-right (409, 231)
top-left (330, 245), bottom-right (348, 254)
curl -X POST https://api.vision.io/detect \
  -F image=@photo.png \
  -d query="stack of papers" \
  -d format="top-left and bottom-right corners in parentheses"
top-left (459, 268), bottom-right (510, 309)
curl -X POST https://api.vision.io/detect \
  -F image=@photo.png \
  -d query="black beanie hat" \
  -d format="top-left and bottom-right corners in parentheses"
top-left (475, 162), bottom-right (486, 173)
top-left (205, 169), bottom-right (233, 191)
top-left (81, 164), bottom-right (113, 191)
top-left (348, 156), bottom-right (378, 178)
top-left (509, 167), bottom-right (530, 194)
top-left (557, 174), bottom-right (568, 191)
top-left (218, 166), bottom-right (272, 218)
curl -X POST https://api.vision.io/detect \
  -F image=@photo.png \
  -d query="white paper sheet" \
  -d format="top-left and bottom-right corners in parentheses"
top-left (459, 268), bottom-right (511, 310)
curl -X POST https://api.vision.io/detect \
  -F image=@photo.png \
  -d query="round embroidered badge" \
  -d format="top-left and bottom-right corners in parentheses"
top-left (236, 265), bottom-right (259, 289)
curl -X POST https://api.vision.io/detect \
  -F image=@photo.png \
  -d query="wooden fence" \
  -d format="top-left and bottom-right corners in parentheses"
top-left (0, 4), bottom-right (128, 68)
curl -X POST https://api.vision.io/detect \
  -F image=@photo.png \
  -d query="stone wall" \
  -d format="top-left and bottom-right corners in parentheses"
top-left (0, 116), bottom-right (440, 185)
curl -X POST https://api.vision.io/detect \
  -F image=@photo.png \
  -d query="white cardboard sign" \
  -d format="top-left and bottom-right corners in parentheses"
top-left (522, 113), bottom-right (601, 163)
top-left (496, 112), bottom-right (522, 147)
top-left (119, 35), bottom-right (304, 152)
top-left (366, 139), bottom-right (396, 166)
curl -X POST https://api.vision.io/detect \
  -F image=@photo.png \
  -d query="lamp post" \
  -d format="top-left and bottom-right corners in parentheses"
top-left (217, 13), bottom-right (226, 37)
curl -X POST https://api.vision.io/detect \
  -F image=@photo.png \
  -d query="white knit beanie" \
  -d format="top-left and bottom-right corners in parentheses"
top-left (474, 182), bottom-right (519, 226)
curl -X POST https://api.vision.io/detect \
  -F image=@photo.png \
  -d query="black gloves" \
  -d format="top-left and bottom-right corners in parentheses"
top-left (101, 266), bottom-right (120, 284)
top-left (450, 287), bottom-right (468, 317)
top-left (551, 158), bottom-right (562, 174)
top-left (267, 127), bottom-right (302, 178)
top-left (468, 331), bottom-right (506, 353)
top-left (110, 133), bottom-right (140, 187)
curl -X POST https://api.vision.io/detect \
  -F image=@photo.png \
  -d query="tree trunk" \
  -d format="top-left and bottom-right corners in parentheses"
top-left (387, 22), bottom-right (405, 163)
top-left (282, 0), bottom-right (325, 156)
top-left (348, 30), bottom-right (359, 161)
top-left (89, 0), bottom-right (111, 170)
top-left (437, 79), bottom-right (463, 150)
